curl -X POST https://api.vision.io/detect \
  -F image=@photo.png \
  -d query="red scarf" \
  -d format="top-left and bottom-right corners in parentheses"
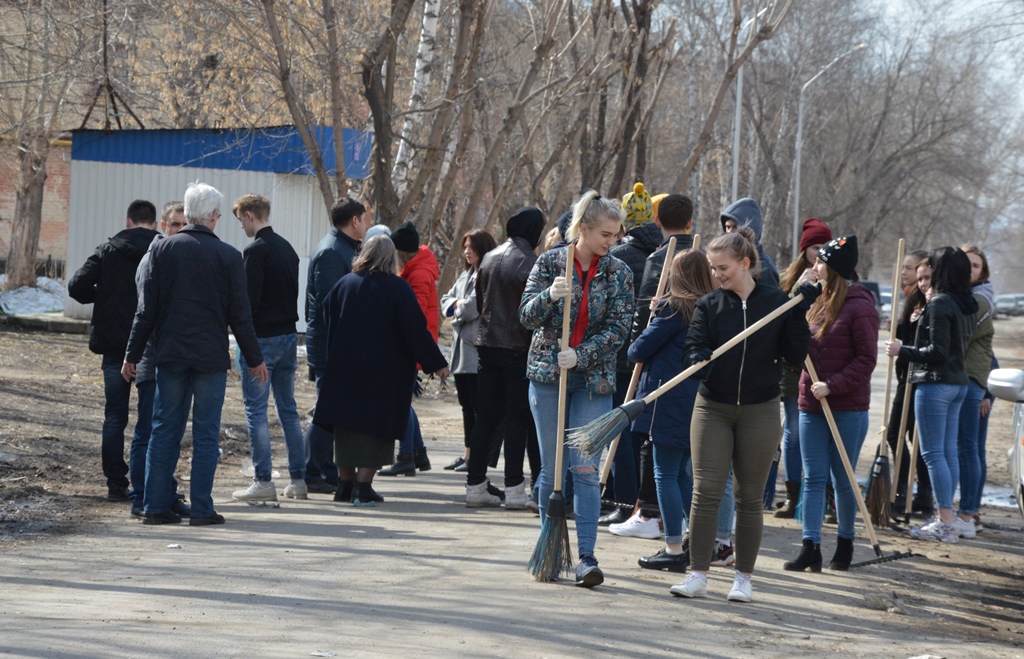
top-left (570, 250), bottom-right (600, 349)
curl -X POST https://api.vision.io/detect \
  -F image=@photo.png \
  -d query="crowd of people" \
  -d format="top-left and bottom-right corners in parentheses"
top-left (68, 178), bottom-right (998, 599)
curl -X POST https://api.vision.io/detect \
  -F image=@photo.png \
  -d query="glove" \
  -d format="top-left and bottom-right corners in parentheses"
top-left (795, 282), bottom-right (821, 311)
top-left (686, 347), bottom-right (714, 380)
top-left (548, 276), bottom-right (570, 301)
top-left (557, 348), bottom-right (578, 370)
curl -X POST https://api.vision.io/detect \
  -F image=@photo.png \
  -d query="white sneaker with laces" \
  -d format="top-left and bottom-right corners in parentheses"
top-left (609, 512), bottom-right (662, 539)
top-left (727, 575), bottom-right (753, 603)
top-left (910, 518), bottom-right (959, 543)
top-left (953, 516), bottom-right (976, 539)
top-left (670, 573), bottom-right (707, 599)
top-left (283, 480), bottom-right (308, 500)
top-left (232, 479), bottom-right (277, 501)
top-left (908, 517), bottom-right (941, 539)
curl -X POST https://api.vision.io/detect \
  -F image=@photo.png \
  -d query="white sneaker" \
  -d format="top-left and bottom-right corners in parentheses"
top-left (908, 517), bottom-right (941, 539)
top-left (609, 512), bottom-right (662, 539)
top-left (466, 481), bottom-right (502, 508)
top-left (670, 573), bottom-right (707, 598)
top-left (232, 479), bottom-right (277, 501)
top-left (505, 482), bottom-right (528, 510)
top-left (283, 480), bottom-right (308, 500)
top-left (910, 518), bottom-right (958, 543)
top-left (727, 575), bottom-right (753, 603)
top-left (953, 516), bottom-right (976, 539)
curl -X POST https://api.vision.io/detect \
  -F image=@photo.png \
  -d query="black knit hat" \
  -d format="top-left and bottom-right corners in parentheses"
top-left (391, 221), bottom-right (420, 253)
top-left (818, 234), bottom-right (858, 280)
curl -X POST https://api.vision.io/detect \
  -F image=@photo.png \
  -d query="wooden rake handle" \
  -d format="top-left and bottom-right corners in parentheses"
top-left (805, 357), bottom-right (882, 554)
top-left (878, 239), bottom-right (906, 455)
top-left (553, 243), bottom-right (575, 493)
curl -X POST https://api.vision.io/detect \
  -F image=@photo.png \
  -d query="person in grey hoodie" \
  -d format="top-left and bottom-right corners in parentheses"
top-left (720, 198), bottom-right (780, 289)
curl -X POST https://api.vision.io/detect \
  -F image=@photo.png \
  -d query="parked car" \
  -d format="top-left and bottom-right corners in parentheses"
top-left (860, 280), bottom-right (883, 324)
top-left (988, 368), bottom-right (1024, 520)
top-left (995, 295), bottom-right (1020, 318)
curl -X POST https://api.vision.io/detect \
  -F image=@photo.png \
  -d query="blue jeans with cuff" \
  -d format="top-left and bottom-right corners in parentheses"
top-left (799, 409), bottom-right (869, 543)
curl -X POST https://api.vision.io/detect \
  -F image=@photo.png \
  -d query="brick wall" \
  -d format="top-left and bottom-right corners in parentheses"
top-left (0, 143), bottom-right (71, 277)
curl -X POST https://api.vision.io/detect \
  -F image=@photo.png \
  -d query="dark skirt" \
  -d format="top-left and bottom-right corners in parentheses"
top-left (334, 428), bottom-right (394, 469)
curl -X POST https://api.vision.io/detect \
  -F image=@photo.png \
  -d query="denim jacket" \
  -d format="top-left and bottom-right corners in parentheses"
top-left (519, 245), bottom-right (634, 396)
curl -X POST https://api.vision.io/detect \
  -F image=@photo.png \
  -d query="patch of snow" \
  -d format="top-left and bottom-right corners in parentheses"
top-left (0, 276), bottom-right (65, 314)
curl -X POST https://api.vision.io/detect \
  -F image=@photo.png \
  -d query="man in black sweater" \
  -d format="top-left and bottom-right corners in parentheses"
top-left (68, 200), bottom-right (160, 502)
top-left (228, 194), bottom-right (306, 503)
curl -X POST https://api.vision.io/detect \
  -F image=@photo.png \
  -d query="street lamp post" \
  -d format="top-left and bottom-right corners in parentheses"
top-left (731, 9), bottom-right (768, 201)
top-left (791, 43), bottom-right (867, 260)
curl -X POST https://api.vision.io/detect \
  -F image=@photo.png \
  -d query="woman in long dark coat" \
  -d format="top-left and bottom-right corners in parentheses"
top-left (313, 235), bottom-right (449, 506)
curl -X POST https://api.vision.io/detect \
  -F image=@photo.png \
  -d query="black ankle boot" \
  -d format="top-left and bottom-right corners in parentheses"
top-left (378, 454), bottom-right (416, 476)
top-left (774, 481), bottom-right (800, 519)
top-left (333, 481), bottom-right (354, 502)
top-left (783, 539), bottom-right (822, 573)
top-left (413, 448), bottom-right (431, 472)
top-left (829, 537), bottom-right (854, 571)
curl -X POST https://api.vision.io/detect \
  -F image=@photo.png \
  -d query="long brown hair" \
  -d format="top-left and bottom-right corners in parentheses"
top-left (665, 249), bottom-right (716, 324)
top-left (807, 262), bottom-right (848, 339)
top-left (780, 252), bottom-right (813, 294)
top-left (462, 229), bottom-right (497, 271)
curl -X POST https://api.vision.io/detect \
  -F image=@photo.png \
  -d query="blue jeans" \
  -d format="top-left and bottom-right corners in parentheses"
top-left (101, 354), bottom-right (132, 489)
top-left (799, 410), bottom-right (869, 543)
top-left (781, 396), bottom-right (802, 481)
top-left (144, 363), bottom-right (226, 519)
top-left (399, 407), bottom-right (424, 456)
top-left (530, 374), bottom-right (609, 558)
top-left (128, 379), bottom-right (179, 504)
top-left (915, 382), bottom-right (968, 512)
top-left (239, 334), bottom-right (307, 481)
top-left (653, 444), bottom-right (692, 544)
top-left (977, 398), bottom-right (992, 508)
top-left (305, 368), bottom-right (338, 486)
top-left (956, 380), bottom-right (985, 515)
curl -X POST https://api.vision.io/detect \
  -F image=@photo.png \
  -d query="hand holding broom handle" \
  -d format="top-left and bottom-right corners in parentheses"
top-left (805, 357), bottom-right (884, 559)
top-left (599, 236), bottom-right (679, 487)
top-left (553, 243), bottom-right (575, 496)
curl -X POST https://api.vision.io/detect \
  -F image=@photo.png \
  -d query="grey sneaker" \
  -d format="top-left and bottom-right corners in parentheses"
top-left (466, 481), bottom-right (502, 508)
top-left (232, 479), bottom-right (277, 501)
top-left (283, 480), bottom-right (308, 500)
top-left (505, 482), bottom-right (528, 510)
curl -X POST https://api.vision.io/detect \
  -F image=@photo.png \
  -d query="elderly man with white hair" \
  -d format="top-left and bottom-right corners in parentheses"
top-left (124, 182), bottom-right (267, 526)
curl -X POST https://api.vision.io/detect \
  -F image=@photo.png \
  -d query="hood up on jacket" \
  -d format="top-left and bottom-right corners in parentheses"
top-left (507, 206), bottom-right (546, 249)
top-left (947, 290), bottom-right (980, 316)
top-left (720, 198), bottom-right (765, 243)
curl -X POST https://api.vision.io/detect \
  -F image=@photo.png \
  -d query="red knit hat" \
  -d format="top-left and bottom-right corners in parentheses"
top-left (799, 218), bottom-right (832, 253)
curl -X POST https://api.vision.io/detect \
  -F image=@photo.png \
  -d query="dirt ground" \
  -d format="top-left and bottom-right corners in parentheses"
top-left (1, 317), bottom-right (1023, 657)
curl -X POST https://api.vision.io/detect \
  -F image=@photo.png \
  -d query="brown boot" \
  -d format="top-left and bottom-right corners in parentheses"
top-left (773, 481), bottom-right (800, 519)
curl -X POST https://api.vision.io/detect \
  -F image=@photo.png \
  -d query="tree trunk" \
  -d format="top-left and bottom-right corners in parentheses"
top-left (322, 0), bottom-right (348, 198)
top-left (5, 140), bottom-right (48, 290)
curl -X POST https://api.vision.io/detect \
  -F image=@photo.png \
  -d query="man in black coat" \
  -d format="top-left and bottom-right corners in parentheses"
top-left (68, 200), bottom-right (160, 502)
top-left (464, 207), bottom-right (545, 509)
top-left (123, 182), bottom-right (266, 526)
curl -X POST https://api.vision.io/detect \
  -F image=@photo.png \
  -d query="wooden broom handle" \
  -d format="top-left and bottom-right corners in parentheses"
top-left (890, 372), bottom-right (914, 503)
top-left (805, 356), bottom-right (881, 550)
top-left (639, 287), bottom-right (810, 407)
top-left (553, 243), bottom-right (575, 492)
top-left (601, 235), bottom-right (681, 485)
top-left (878, 239), bottom-right (906, 455)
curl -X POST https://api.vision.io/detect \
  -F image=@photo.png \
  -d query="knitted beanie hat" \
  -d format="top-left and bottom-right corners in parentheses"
top-left (621, 182), bottom-right (653, 230)
top-left (390, 221), bottom-right (420, 253)
top-left (799, 218), bottom-right (833, 253)
top-left (650, 193), bottom-right (669, 219)
top-left (818, 234), bottom-right (858, 280)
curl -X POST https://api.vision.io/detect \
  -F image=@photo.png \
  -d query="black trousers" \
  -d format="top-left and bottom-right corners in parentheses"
top-left (454, 373), bottom-right (478, 448)
top-left (886, 379), bottom-right (932, 497)
top-left (466, 347), bottom-right (534, 488)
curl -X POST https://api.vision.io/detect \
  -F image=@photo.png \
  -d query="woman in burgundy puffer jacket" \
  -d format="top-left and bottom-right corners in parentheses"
top-left (783, 235), bottom-right (878, 573)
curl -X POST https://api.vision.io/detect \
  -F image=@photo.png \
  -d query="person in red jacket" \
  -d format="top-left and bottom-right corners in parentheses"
top-left (379, 222), bottom-right (440, 476)
top-left (784, 235), bottom-right (878, 573)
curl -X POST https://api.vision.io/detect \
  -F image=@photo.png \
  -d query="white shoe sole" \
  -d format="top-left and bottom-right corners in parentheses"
top-left (727, 590), bottom-right (752, 603)
top-left (670, 585), bottom-right (707, 599)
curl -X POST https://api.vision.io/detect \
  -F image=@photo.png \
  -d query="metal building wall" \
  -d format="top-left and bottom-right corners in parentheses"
top-left (66, 160), bottom-right (331, 332)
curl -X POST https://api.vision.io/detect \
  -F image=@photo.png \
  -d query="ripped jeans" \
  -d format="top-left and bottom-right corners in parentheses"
top-left (529, 374), bottom-right (610, 558)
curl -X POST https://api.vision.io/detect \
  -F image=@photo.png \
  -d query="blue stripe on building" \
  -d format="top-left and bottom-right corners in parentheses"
top-left (71, 126), bottom-right (372, 179)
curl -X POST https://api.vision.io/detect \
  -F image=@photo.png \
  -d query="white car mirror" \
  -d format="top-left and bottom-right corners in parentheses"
top-left (988, 368), bottom-right (1024, 403)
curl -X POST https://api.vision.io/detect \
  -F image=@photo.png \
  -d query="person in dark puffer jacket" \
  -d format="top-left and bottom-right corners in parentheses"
top-left (783, 235), bottom-right (878, 574)
top-left (68, 200), bottom-right (160, 502)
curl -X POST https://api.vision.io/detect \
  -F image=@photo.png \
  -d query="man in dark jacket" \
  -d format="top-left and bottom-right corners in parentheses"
top-left (303, 196), bottom-right (371, 493)
top-left (720, 197), bottom-right (780, 289)
top-left (230, 194), bottom-right (306, 504)
top-left (68, 199), bottom-right (160, 502)
top-left (464, 207), bottom-right (545, 509)
top-left (123, 182), bottom-right (266, 526)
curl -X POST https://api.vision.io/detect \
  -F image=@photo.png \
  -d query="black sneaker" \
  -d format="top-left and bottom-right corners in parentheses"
top-left (107, 486), bottom-right (130, 502)
top-left (171, 499), bottom-right (191, 518)
top-left (189, 513), bottom-right (225, 526)
top-left (130, 505), bottom-right (144, 518)
top-left (598, 507), bottom-right (629, 526)
top-left (711, 542), bottom-right (736, 567)
top-left (575, 554), bottom-right (604, 588)
top-left (306, 479), bottom-right (338, 494)
top-left (444, 457), bottom-right (467, 471)
top-left (638, 548), bottom-right (688, 572)
top-left (143, 510), bottom-right (182, 525)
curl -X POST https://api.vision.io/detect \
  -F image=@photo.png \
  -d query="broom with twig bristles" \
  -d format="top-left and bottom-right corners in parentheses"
top-left (867, 239), bottom-right (905, 527)
top-left (567, 282), bottom-right (814, 459)
top-left (528, 244), bottom-right (576, 582)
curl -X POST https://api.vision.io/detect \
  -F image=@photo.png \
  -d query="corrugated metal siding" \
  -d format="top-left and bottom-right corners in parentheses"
top-left (66, 160), bottom-right (333, 333)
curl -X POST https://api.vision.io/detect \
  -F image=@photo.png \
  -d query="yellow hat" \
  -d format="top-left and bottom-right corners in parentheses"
top-left (651, 193), bottom-right (669, 219)
top-left (622, 182), bottom-right (653, 230)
